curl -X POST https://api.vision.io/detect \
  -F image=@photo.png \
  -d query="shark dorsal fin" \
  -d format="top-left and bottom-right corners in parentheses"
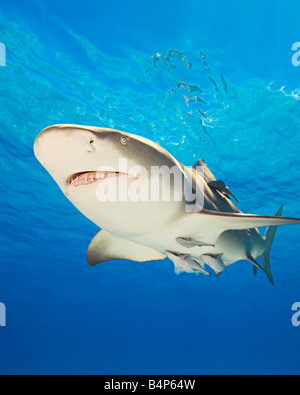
top-left (192, 158), bottom-right (217, 182)
top-left (192, 158), bottom-right (206, 168)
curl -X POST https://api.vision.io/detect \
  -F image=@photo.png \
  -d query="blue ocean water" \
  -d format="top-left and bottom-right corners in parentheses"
top-left (0, 0), bottom-right (300, 375)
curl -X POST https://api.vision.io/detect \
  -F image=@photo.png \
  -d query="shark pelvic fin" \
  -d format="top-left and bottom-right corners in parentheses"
top-left (87, 230), bottom-right (166, 266)
top-left (253, 265), bottom-right (258, 277)
top-left (260, 205), bottom-right (284, 286)
top-left (176, 237), bottom-right (215, 249)
top-left (247, 254), bottom-right (265, 273)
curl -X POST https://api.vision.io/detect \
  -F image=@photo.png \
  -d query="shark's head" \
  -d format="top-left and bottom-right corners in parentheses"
top-left (34, 124), bottom-right (186, 233)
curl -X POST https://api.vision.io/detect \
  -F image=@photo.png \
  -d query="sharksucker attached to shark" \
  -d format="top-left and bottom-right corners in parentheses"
top-left (34, 124), bottom-right (300, 285)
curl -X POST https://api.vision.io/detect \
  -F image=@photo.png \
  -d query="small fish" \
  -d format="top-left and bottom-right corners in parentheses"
top-left (176, 81), bottom-right (203, 93)
top-left (209, 76), bottom-right (219, 92)
top-left (152, 53), bottom-right (175, 69)
top-left (203, 60), bottom-right (210, 70)
top-left (196, 108), bottom-right (207, 117)
top-left (200, 51), bottom-right (210, 70)
top-left (221, 74), bottom-right (228, 94)
top-left (183, 95), bottom-right (207, 105)
top-left (194, 96), bottom-right (207, 104)
top-left (168, 49), bottom-right (186, 60)
top-left (185, 60), bottom-right (192, 69)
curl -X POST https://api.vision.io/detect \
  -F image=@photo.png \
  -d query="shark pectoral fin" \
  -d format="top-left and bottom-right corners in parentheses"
top-left (87, 230), bottom-right (166, 266)
top-left (176, 237), bottom-right (215, 249)
top-left (198, 210), bottom-right (300, 234)
top-left (184, 210), bottom-right (300, 249)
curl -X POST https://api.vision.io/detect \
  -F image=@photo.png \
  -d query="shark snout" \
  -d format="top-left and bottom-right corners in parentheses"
top-left (34, 124), bottom-right (137, 195)
top-left (34, 124), bottom-right (97, 161)
top-left (34, 125), bottom-right (102, 192)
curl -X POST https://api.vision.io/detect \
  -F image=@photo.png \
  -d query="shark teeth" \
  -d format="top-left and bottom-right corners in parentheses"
top-left (68, 171), bottom-right (131, 187)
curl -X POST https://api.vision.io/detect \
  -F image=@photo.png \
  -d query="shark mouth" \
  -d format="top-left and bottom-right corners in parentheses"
top-left (67, 171), bottom-right (135, 187)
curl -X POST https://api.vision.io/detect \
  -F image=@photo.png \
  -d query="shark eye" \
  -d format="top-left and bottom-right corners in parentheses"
top-left (120, 136), bottom-right (129, 146)
top-left (90, 139), bottom-right (95, 144)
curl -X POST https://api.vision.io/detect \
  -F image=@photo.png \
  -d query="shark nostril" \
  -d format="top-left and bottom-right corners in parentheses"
top-left (87, 138), bottom-right (95, 153)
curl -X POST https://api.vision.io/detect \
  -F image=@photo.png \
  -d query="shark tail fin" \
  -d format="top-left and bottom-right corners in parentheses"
top-left (261, 205), bottom-right (284, 286)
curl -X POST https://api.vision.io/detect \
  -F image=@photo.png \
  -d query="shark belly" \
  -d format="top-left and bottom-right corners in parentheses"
top-left (128, 225), bottom-right (264, 267)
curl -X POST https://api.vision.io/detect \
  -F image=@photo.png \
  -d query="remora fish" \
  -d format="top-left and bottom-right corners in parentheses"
top-left (34, 125), bottom-right (300, 285)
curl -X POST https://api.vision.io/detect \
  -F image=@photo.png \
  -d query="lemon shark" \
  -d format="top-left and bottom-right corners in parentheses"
top-left (34, 124), bottom-right (300, 285)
